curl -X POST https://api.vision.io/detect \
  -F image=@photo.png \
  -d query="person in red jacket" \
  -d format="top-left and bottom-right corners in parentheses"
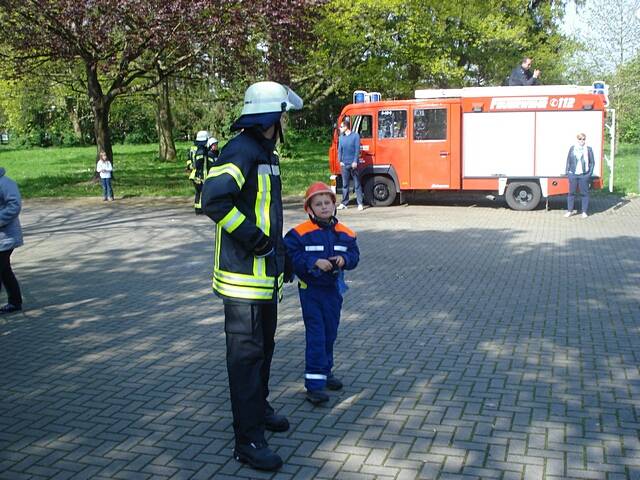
top-left (284, 182), bottom-right (360, 405)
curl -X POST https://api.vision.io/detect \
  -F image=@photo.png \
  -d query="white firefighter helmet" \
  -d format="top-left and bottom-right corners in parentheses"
top-left (240, 81), bottom-right (303, 116)
top-left (206, 137), bottom-right (218, 148)
top-left (195, 130), bottom-right (209, 142)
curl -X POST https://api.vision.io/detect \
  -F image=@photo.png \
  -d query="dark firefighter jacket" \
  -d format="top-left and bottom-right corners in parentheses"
top-left (187, 141), bottom-right (213, 184)
top-left (201, 129), bottom-right (285, 303)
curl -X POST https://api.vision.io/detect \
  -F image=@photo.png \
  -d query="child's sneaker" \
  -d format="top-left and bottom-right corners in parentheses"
top-left (336, 203), bottom-right (347, 210)
top-left (357, 204), bottom-right (364, 211)
top-left (306, 390), bottom-right (329, 405)
top-left (326, 375), bottom-right (343, 391)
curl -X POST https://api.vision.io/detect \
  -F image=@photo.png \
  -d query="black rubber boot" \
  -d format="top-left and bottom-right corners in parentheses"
top-left (265, 412), bottom-right (289, 432)
top-left (0, 303), bottom-right (21, 314)
top-left (326, 375), bottom-right (343, 391)
top-left (233, 441), bottom-right (282, 471)
top-left (306, 390), bottom-right (329, 405)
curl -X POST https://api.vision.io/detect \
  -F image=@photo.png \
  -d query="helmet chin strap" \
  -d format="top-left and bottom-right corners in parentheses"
top-left (277, 121), bottom-right (284, 144)
top-left (308, 212), bottom-right (337, 227)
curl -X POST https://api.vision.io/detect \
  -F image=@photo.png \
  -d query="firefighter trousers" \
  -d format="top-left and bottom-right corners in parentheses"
top-left (224, 301), bottom-right (277, 445)
top-left (193, 181), bottom-right (203, 212)
top-left (299, 284), bottom-right (343, 392)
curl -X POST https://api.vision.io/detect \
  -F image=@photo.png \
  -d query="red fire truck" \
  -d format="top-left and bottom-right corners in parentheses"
top-left (328, 84), bottom-right (611, 210)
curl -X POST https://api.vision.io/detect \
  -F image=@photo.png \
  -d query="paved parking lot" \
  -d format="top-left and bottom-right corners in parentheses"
top-left (1, 194), bottom-right (640, 479)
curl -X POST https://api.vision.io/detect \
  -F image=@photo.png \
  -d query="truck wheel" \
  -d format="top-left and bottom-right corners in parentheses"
top-left (504, 181), bottom-right (542, 211)
top-left (364, 176), bottom-right (397, 207)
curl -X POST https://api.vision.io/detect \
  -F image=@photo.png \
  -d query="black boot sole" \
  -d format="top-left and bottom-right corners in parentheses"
top-left (305, 395), bottom-right (329, 406)
top-left (233, 451), bottom-right (283, 471)
top-left (265, 422), bottom-right (289, 432)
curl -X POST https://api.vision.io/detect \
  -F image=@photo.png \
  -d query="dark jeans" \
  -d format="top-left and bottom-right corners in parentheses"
top-left (340, 164), bottom-right (363, 206)
top-left (0, 249), bottom-right (22, 306)
top-left (224, 301), bottom-right (277, 445)
top-left (101, 177), bottom-right (113, 199)
top-left (567, 174), bottom-right (590, 213)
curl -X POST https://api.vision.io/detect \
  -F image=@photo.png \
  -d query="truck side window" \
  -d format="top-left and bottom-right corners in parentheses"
top-left (378, 110), bottom-right (407, 139)
top-left (413, 108), bottom-right (447, 141)
top-left (356, 115), bottom-right (372, 139)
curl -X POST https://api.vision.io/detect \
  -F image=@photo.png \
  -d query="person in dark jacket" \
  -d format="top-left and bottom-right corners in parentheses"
top-left (284, 182), bottom-right (359, 406)
top-left (186, 130), bottom-right (209, 214)
top-left (337, 117), bottom-right (364, 210)
top-left (0, 168), bottom-right (24, 314)
top-left (508, 57), bottom-right (541, 86)
top-left (564, 132), bottom-right (595, 218)
top-left (201, 81), bottom-right (303, 472)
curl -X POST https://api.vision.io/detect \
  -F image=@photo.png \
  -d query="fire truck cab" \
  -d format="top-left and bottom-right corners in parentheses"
top-left (329, 84), bottom-right (609, 210)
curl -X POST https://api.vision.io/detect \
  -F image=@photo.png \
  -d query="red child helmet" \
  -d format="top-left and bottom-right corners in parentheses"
top-left (304, 181), bottom-right (336, 212)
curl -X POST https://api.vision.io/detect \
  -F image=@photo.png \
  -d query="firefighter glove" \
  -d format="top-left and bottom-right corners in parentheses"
top-left (254, 234), bottom-right (274, 258)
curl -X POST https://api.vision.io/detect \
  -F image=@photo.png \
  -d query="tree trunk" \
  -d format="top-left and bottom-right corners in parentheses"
top-left (65, 97), bottom-right (83, 143)
top-left (156, 75), bottom-right (177, 162)
top-left (86, 62), bottom-right (114, 170)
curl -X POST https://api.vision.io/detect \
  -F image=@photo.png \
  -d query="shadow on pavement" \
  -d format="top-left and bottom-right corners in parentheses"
top-left (1, 200), bottom-right (639, 478)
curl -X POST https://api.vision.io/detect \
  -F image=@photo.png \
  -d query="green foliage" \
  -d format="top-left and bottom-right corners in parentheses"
top-left (293, 0), bottom-right (573, 127)
top-left (611, 56), bottom-right (640, 143)
top-left (110, 95), bottom-right (157, 144)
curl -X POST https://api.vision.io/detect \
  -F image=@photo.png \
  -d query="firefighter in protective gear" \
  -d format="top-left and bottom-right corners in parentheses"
top-left (201, 81), bottom-right (303, 472)
top-left (186, 130), bottom-right (209, 214)
top-left (206, 136), bottom-right (219, 166)
top-left (284, 182), bottom-right (360, 406)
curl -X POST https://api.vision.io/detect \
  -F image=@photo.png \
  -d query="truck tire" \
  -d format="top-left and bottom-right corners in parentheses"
top-left (504, 181), bottom-right (542, 211)
top-left (364, 176), bottom-right (397, 207)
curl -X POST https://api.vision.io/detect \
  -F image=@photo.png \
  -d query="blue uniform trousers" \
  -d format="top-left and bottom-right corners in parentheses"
top-left (299, 284), bottom-right (343, 392)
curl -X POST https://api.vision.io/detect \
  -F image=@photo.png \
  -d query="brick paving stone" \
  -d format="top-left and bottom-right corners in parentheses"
top-left (1, 196), bottom-right (639, 479)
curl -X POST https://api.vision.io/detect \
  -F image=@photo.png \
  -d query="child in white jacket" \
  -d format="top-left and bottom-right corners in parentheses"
top-left (96, 151), bottom-right (114, 201)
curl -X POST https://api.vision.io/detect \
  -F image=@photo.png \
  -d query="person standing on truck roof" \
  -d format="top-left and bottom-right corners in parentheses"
top-left (508, 57), bottom-right (540, 86)
top-left (336, 117), bottom-right (364, 211)
top-left (564, 132), bottom-right (594, 218)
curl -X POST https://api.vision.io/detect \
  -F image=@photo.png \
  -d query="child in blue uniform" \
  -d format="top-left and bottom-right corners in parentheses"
top-left (284, 182), bottom-right (360, 405)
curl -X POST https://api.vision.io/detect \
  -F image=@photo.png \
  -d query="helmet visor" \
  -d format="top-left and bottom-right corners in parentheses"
top-left (283, 86), bottom-right (303, 111)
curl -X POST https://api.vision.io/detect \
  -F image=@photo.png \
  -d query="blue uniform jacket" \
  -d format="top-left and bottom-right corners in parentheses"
top-left (284, 219), bottom-right (359, 289)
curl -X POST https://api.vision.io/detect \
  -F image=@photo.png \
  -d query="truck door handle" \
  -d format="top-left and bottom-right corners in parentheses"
top-left (440, 151), bottom-right (449, 157)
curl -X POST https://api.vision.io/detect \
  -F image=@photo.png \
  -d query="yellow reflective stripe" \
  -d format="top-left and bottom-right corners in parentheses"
top-left (219, 207), bottom-right (245, 233)
top-left (206, 163), bottom-right (244, 189)
top-left (213, 278), bottom-right (274, 300)
top-left (255, 174), bottom-right (271, 235)
top-left (215, 269), bottom-right (274, 288)
top-left (299, 280), bottom-right (307, 289)
top-left (214, 223), bottom-right (222, 275)
top-left (277, 273), bottom-right (284, 288)
top-left (253, 256), bottom-right (266, 278)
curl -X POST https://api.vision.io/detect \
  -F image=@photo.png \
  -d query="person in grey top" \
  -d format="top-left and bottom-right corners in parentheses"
top-left (0, 168), bottom-right (24, 313)
top-left (337, 117), bottom-right (364, 211)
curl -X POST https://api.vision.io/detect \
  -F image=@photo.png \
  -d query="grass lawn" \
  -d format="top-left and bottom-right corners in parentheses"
top-left (0, 138), bottom-right (636, 199)
top-left (0, 138), bottom-right (331, 199)
top-left (600, 143), bottom-right (640, 196)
